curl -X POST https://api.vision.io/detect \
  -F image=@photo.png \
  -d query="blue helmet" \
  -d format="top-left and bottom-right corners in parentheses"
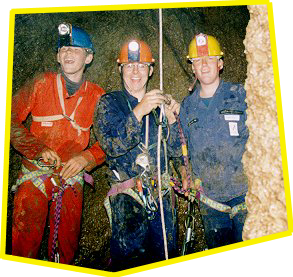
top-left (57, 23), bottom-right (95, 53)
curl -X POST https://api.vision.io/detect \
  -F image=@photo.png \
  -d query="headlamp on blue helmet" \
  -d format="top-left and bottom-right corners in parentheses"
top-left (57, 22), bottom-right (95, 54)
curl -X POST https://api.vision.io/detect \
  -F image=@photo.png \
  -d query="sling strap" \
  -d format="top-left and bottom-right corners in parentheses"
top-left (32, 74), bottom-right (91, 136)
top-left (12, 158), bottom-right (84, 197)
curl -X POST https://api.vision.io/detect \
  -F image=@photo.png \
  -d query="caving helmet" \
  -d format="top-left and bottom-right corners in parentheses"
top-left (117, 40), bottom-right (155, 64)
top-left (57, 22), bottom-right (95, 53)
top-left (187, 33), bottom-right (224, 60)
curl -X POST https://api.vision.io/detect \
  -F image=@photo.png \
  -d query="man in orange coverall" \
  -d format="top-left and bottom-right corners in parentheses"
top-left (10, 22), bottom-right (105, 264)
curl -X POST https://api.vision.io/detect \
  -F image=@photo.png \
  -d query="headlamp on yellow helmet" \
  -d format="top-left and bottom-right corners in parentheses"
top-left (187, 33), bottom-right (224, 60)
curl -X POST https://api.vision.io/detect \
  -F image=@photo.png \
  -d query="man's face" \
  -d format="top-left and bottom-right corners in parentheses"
top-left (191, 56), bottom-right (223, 86)
top-left (57, 46), bottom-right (93, 78)
top-left (120, 62), bottom-right (153, 99)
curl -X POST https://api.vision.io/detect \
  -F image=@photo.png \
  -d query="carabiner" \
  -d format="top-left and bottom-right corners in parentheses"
top-left (37, 157), bottom-right (56, 168)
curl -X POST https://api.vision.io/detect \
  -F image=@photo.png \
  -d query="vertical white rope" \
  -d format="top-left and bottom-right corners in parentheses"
top-left (159, 9), bottom-right (163, 92)
top-left (157, 8), bottom-right (168, 260)
top-left (145, 114), bottom-right (149, 150)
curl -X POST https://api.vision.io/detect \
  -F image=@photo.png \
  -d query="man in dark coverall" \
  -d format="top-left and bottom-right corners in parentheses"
top-left (94, 39), bottom-right (181, 270)
top-left (179, 33), bottom-right (249, 249)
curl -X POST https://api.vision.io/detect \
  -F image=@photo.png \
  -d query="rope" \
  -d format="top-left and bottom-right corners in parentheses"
top-left (50, 175), bottom-right (77, 262)
top-left (173, 111), bottom-right (192, 193)
top-left (145, 114), bottom-right (149, 149)
top-left (157, 8), bottom-right (168, 261)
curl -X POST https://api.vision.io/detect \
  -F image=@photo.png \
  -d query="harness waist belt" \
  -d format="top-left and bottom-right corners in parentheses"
top-left (107, 178), bottom-right (135, 197)
top-left (200, 193), bottom-right (247, 219)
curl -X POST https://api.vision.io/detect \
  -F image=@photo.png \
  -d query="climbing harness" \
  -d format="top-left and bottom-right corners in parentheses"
top-left (13, 157), bottom-right (83, 263)
top-left (31, 74), bottom-right (91, 136)
top-left (12, 158), bottom-right (84, 196)
top-left (37, 157), bottom-right (79, 263)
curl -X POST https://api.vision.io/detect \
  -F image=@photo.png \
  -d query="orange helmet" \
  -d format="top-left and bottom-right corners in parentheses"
top-left (117, 40), bottom-right (155, 64)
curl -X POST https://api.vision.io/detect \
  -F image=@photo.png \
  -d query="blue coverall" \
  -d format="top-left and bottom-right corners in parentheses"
top-left (94, 89), bottom-right (181, 269)
top-left (180, 80), bottom-right (249, 248)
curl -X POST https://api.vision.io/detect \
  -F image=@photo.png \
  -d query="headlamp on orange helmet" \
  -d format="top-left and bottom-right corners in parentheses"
top-left (117, 40), bottom-right (155, 65)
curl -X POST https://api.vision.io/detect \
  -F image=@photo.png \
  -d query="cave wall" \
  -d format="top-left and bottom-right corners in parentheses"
top-left (242, 5), bottom-right (288, 239)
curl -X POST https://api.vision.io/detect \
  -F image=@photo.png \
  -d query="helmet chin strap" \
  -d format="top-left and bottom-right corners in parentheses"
top-left (188, 76), bottom-right (198, 92)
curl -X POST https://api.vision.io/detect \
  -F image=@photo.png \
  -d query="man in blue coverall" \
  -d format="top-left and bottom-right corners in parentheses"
top-left (94, 39), bottom-right (181, 270)
top-left (179, 33), bottom-right (249, 249)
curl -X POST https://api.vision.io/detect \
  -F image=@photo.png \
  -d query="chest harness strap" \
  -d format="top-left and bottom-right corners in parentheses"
top-left (32, 74), bottom-right (91, 136)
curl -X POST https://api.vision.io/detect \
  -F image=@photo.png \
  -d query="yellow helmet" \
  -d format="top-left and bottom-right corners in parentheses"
top-left (187, 33), bottom-right (224, 59)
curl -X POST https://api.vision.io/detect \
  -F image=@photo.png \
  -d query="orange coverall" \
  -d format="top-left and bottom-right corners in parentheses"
top-left (10, 72), bottom-right (105, 263)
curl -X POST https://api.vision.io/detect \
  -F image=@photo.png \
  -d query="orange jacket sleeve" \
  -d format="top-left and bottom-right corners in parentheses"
top-left (10, 74), bottom-right (47, 160)
top-left (81, 142), bottom-right (106, 171)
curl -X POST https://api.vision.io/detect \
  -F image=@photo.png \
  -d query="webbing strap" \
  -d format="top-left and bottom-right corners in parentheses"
top-left (104, 174), bottom-right (173, 226)
top-left (57, 74), bottom-right (83, 121)
top-left (12, 159), bottom-right (84, 197)
top-left (104, 188), bottom-right (145, 227)
top-left (170, 175), bottom-right (247, 219)
top-left (32, 115), bottom-right (64, 122)
top-left (200, 193), bottom-right (247, 218)
top-left (31, 74), bottom-right (90, 136)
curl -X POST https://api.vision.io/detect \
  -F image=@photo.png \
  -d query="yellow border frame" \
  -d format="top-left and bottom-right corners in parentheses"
top-left (1, 0), bottom-right (292, 276)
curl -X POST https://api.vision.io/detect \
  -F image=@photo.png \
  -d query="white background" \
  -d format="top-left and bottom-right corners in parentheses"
top-left (0, 0), bottom-right (292, 276)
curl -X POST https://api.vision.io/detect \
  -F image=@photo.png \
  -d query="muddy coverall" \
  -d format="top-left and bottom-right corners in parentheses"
top-left (10, 72), bottom-right (105, 263)
top-left (94, 89), bottom-right (181, 270)
top-left (180, 80), bottom-right (249, 249)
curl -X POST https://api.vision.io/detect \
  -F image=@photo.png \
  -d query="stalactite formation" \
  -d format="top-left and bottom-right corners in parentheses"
top-left (242, 5), bottom-right (288, 240)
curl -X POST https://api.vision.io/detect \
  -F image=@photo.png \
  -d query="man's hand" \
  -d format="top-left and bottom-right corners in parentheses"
top-left (180, 166), bottom-right (202, 198)
top-left (40, 147), bottom-right (62, 169)
top-left (164, 94), bottom-right (180, 124)
top-left (133, 89), bottom-right (166, 122)
top-left (60, 155), bottom-right (88, 180)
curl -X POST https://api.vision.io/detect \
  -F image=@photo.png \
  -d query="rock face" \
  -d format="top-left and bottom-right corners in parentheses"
top-left (242, 5), bottom-right (288, 240)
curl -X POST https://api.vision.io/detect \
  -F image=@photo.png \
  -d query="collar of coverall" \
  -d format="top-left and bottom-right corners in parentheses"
top-left (61, 71), bottom-right (85, 96)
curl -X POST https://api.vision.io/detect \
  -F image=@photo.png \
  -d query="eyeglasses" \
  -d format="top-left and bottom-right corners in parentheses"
top-left (122, 63), bottom-right (150, 72)
top-left (191, 56), bottom-right (220, 65)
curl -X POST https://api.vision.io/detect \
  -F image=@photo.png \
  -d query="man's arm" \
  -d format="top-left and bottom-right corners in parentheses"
top-left (10, 74), bottom-right (56, 161)
top-left (93, 93), bottom-right (143, 158)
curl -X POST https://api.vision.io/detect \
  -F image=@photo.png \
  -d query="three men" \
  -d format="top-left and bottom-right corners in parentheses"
top-left (10, 27), bottom-right (248, 267)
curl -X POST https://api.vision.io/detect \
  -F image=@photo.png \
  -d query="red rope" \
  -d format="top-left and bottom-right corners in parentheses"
top-left (173, 111), bottom-right (191, 194)
top-left (50, 176), bottom-right (77, 262)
